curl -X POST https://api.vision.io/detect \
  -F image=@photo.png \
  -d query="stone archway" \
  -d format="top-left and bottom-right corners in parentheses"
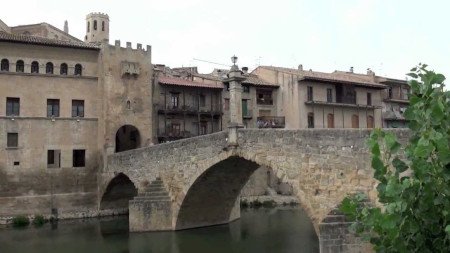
top-left (100, 173), bottom-right (138, 216)
top-left (115, 125), bottom-right (140, 153)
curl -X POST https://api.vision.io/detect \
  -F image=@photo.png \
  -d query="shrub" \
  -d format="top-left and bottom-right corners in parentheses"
top-left (32, 215), bottom-right (47, 227)
top-left (12, 215), bottom-right (30, 227)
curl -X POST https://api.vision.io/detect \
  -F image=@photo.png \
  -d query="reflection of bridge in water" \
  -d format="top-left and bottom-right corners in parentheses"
top-left (101, 128), bottom-right (409, 253)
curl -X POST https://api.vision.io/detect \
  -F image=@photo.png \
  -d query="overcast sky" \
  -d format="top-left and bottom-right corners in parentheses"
top-left (2, 0), bottom-right (449, 82)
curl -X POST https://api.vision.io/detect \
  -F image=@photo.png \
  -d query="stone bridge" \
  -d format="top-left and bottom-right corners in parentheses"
top-left (103, 128), bottom-right (409, 253)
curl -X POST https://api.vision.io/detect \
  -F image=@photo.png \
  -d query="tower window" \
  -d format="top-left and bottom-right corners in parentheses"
top-left (47, 150), bottom-right (61, 168)
top-left (93, 20), bottom-right (97, 31)
top-left (1, 59), bottom-right (9, 71)
top-left (73, 149), bottom-right (86, 167)
top-left (46, 62), bottom-right (54, 74)
top-left (102, 21), bottom-right (105, 31)
top-left (60, 63), bottom-right (68, 75)
top-left (7, 133), bottom-right (18, 148)
top-left (307, 86), bottom-right (313, 101)
top-left (31, 61), bottom-right (39, 73)
top-left (72, 100), bottom-right (84, 117)
top-left (16, 60), bottom-right (24, 73)
top-left (74, 64), bottom-right (82, 76)
top-left (87, 21), bottom-right (90, 32)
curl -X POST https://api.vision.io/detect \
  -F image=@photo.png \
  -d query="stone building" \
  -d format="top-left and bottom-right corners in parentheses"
top-left (253, 66), bottom-right (389, 129)
top-left (0, 13), bottom-right (153, 219)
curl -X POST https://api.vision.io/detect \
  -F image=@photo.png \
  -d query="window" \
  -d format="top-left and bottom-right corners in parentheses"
top-left (6, 97), bottom-right (20, 116)
top-left (327, 114), bottom-right (334, 128)
top-left (307, 86), bottom-right (313, 101)
top-left (31, 61), bottom-right (39, 73)
top-left (87, 21), bottom-right (90, 32)
top-left (200, 94), bottom-right (206, 107)
top-left (388, 87), bottom-right (392, 99)
top-left (243, 85), bottom-right (250, 93)
top-left (73, 149), bottom-right (86, 167)
top-left (16, 60), bottom-right (24, 72)
top-left (367, 116), bottom-right (374, 128)
top-left (327, 88), bottom-right (332, 102)
top-left (60, 63), bottom-right (68, 75)
top-left (102, 21), bottom-right (105, 31)
top-left (401, 88), bottom-right (409, 100)
top-left (200, 122), bottom-right (208, 135)
top-left (47, 99), bottom-right (60, 117)
top-left (256, 89), bottom-right (273, 105)
top-left (224, 98), bottom-right (230, 110)
top-left (72, 100), bottom-right (84, 117)
top-left (47, 150), bottom-right (61, 168)
top-left (1, 59), bottom-right (9, 71)
top-left (74, 64), bottom-right (82, 76)
top-left (225, 83), bottom-right (230, 91)
top-left (7, 133), bottom-right (18, 148)
top-left (170, 123), bottom-right (181, 136)
top-left (307, 113), bottom-right (314, 128)
top-left (352, 114), bottom-right (359, 128)
top-left (170, 93), bottom-right (179, 108)
top-left (93, 20), bottom-right (97, 31)
top-left (46, 62), bottom-right (54, 74)
top-left (367, 93), bottom-right (372, 106)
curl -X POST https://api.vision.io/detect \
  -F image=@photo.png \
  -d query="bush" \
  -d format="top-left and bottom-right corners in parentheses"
top-left (32, 215), bottom-right (47, 227)
top-left (240, 199), bottom-right (249, 208)
top-left (262, 200), bottom-right (276, 208)
top-left (12, 215), bottom-right (30, 227)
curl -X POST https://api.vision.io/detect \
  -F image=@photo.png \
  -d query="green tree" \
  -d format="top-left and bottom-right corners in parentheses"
top-left (340, 64), bottom-right (450, 252)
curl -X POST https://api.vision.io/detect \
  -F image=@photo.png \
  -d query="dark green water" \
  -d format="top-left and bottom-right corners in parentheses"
top-left (0, 207), bottom-right (318, 253)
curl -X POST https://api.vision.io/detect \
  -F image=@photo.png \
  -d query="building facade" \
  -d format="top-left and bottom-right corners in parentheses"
top-left (0, 13), bottom-right (153, 219)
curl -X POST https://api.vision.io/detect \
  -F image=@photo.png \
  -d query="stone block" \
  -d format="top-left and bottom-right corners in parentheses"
top-left (129, 198), bottom-right (173, 232)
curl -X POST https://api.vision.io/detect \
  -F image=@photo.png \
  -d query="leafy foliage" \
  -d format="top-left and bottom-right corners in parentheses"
top-left (340, 64), bottom-right (450, 252)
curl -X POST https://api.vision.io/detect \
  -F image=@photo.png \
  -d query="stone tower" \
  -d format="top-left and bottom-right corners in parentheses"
top-left (85, 12), bottom-right (109, 43)
top-left (64, 20), bottom-right (68, 33)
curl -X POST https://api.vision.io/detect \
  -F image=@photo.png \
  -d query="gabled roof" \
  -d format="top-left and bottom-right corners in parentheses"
top-left (257, 66), bottom-right (387, 89)
top-left (158, 76), bottom-right (223, 89)
top-left (0, 31), bottom-right (100, 50)
top-left (11, 22), bottom-right (82, 43)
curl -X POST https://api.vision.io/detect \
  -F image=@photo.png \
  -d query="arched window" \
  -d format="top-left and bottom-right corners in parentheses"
top-left (367, 116), bottom-right (374, 128)
top-left (93, 20), bottom-right (97, 31)
top-left (31, 61), bottom-right (39, 73)
top-left (16, 60), bottom-right (24, 72)
top-left (102, 21), bottom-right (105, 31)
top-left (46, 62), bottom-right (54, 74)
top-left (60, 63), bottom-right (68, 75)
top-left (307, 112), bottom-right (314, 128)
top-left (74, 64), bottom-right (82, 76)
top-left (1, 59), bottom-right (9, 71)
top-left (327, 113), bottom-right (334, 128)
top-left (87, 21), bottom-right (90, 32)
top-left (351, 114), bottom-right (359, 128)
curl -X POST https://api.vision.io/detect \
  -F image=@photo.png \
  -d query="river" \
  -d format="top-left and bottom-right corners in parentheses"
top-left (0, 207), bottom-right (319, 253)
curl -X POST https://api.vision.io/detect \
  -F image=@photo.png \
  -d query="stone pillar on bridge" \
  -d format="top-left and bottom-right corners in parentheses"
top-left (224, 55), bottom-right (246, 146)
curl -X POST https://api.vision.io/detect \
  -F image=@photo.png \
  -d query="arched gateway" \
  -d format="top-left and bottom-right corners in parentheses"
top-left (105, 128), bottom-right (410, 252)
top-left (115, 125), bottom-right (140, 152)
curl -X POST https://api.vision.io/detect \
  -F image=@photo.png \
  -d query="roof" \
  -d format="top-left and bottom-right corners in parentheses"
top-left (158, 76), bottom-right (223, 89)
top-left (258, 66), bottom-right (387, 89)
top-left (242, 74), bottom-right (279, 88)
top-left (0, 31), bottom-right (100, 50)
top-left (11, 22), bottom-right (83, 43)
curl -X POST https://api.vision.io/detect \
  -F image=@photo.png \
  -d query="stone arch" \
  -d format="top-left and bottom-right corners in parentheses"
top-left (99, 173), bottom-right (138, 216)
top-left (115, 125), bottom-right (141, 153)
top-left (174, 154), bottom-right (316, 235)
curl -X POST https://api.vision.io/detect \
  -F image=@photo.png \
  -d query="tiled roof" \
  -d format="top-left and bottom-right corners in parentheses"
top-left (0, 31), bottom-right (100, 50)
top-left (242, 74), bottom-right (279, 88)
top-left (258, 66), bottom-right (387, 89)
top-left (158, 76), bottom-right (223, 89)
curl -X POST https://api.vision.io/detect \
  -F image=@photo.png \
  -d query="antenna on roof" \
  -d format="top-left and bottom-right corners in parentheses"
top-left (192, 58), bottom-right (230, 67)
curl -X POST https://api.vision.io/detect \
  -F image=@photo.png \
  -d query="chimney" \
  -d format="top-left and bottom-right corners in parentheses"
top-left (64, 20), bottom-right (69, 33)
top-left (349, 67), bottom-right (354, 73)
top-left (242, 67), bottom-right (248, 74)
top-left (298, 64), bottom-right (303, 71)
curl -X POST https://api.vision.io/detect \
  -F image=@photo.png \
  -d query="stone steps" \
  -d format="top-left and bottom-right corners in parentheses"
top-left (135, 177), bottom-right (171, 202)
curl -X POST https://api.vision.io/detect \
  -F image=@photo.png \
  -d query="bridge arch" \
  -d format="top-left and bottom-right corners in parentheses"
top-left (115, 125), bottom-right (140, 153)
top-left (100, 172), bottom-right (138, 215)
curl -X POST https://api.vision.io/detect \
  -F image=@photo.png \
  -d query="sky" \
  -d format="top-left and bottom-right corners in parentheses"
top-left (1, 0), bottom-right (449, 82)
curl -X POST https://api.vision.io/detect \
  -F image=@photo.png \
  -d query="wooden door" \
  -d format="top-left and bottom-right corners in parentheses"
top-left (367, 116), bottom-right (374, 128)
top-left (327, 114), bottom-right (334, 128)
top-left (351, 114), bottom-right (359, 128)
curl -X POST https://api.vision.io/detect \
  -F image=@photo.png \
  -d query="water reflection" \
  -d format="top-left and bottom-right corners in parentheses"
top-left (0, 207), bottom-right (318, 253)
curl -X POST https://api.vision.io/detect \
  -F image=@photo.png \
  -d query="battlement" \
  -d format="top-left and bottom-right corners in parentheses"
top-left (86, 12), bottom-right (109, 19)
top-left (112, 40), bottom-right (151, 54)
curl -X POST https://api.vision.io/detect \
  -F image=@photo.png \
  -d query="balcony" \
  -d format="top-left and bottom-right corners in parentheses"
top-left (157, 103), bottom-right (222, 115)
top-left (157, 129), bottom-right (192, 143)
top-left (256, 98), bottom-right (273, 105)
top-left (304, 100), bottom-right (381, 109)
top-left (257, 116), bottom-right (285, 128)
